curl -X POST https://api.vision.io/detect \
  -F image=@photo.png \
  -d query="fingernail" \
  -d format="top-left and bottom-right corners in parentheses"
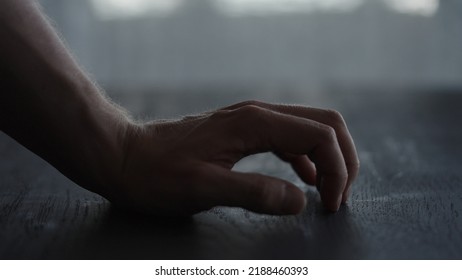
top-left (327, 201), bottom-right (341, 212)
top-left (320, 177), bottom-right (341, 212)
top-left (336, 196), bottom-right (342, 210)
top-left (342, 186), bottom-right (351, 204)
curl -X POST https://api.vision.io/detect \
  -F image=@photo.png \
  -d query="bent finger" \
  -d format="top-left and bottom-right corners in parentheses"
top-left (223, 101), bottom-right (359, 203)
top-left (222, 105), bottom-right (348, 211)
top-left (275, 152), bottom-right (316, 186)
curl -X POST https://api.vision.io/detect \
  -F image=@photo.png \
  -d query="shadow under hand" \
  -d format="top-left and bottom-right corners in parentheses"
top-left (72, 205), bottom-right (201, 259)
top-left (244, 190), bottom-right (366, 259)
top-left (70, 191), bottom-right (365, 260)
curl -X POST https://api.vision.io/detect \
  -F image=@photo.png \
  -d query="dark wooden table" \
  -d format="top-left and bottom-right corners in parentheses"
top-left (1, 87), bottom-right (461, 259)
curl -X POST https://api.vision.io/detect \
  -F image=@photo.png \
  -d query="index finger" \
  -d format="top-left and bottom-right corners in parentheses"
top-left (216, 105), bottom-right (348, 211)
top-left (223, 101), bottom-right (360, 203)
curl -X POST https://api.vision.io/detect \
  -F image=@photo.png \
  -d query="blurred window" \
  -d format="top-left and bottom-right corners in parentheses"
top-left (90, 0), bottom-right (439, 19)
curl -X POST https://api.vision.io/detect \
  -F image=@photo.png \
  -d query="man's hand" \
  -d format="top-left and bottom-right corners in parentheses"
top-left (0, 1), bottom-right (359, 216)
top-left (105, 100), bottom-right (359, 216)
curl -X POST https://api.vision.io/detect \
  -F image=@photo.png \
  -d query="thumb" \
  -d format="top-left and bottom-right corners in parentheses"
top-left (204, 167), bottom-right (306, 215)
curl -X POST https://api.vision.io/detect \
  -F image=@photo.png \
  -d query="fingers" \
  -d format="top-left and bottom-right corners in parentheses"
top-left (276, 153), bottom-right (317, 186)
top-left (222, 100), bottom-right (360, 204)
top-left (202, 165), bottom-right (306, 215)
top-left (217, 104), bottom-right (348, 211)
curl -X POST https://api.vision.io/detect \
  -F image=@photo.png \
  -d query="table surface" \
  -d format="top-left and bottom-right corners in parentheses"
top-left (1, 86), bottom-right (461, 259)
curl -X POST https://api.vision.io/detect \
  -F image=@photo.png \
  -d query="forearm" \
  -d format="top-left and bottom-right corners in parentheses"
top-left (0, 1), bottom-right (359, 215)
top-left (0, 0), bottom-right (130, 194)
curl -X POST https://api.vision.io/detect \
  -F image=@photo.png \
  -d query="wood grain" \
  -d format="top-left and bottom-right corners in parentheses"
top-left (1, 87), bottom-right (461, 259)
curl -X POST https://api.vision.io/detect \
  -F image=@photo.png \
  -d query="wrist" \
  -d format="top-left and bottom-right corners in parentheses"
top-left (77, 85), bottom-right (135, 197)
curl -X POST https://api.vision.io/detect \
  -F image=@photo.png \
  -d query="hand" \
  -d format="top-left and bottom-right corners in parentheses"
top-left (104, 100), bottom-right (359, 216)
top-left (0, 2), bottom-right (358, 217)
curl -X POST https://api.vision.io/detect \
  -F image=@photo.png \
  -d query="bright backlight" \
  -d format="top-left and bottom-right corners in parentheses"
top-left (385, 0), bottom-right (439, 16)
top-left (90, 0), bottom-right (182, 20)
top-left (216, 0), bottom-right (364, 16)
top-left (90, 0), bottom-right (439, 19)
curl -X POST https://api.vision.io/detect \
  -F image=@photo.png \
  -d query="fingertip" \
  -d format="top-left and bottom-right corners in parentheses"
top-left (322, 197), bottom-right (341, 212)
top-left (341, 190), bottom-right (350, 204)
top-left (320, 184), bottom-right (342, 212)
top-left (341, 179), bottom-right (354, 204)
top-left (318, 174), bottom-right (347, 212)
top-left (277, 184), bottom-right (306, 214)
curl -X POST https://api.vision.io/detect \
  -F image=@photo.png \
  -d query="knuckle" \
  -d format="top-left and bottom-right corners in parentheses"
top-left (234, 104), bottom-right (269, 124)
top-left (325, 168), bottom-right (349, 182)
top-left (207, 105), bottom-right (270, 145)
top-left (318, 124), bottom-right (337, 143)
top-left (324, 109), bottom-right (346, 129)
top-left (234, 100), bottom-right (264, 108)
top-left (212, 103), bottom-right (268, 124)
top-left (209, 109), bottom-right (231, 121)
top-left (349, 159), bottom-right (361, 169)
top-left (347, 159), bottom-right (361, 173)
top-left (236, 104), bottom-right (264, 115)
